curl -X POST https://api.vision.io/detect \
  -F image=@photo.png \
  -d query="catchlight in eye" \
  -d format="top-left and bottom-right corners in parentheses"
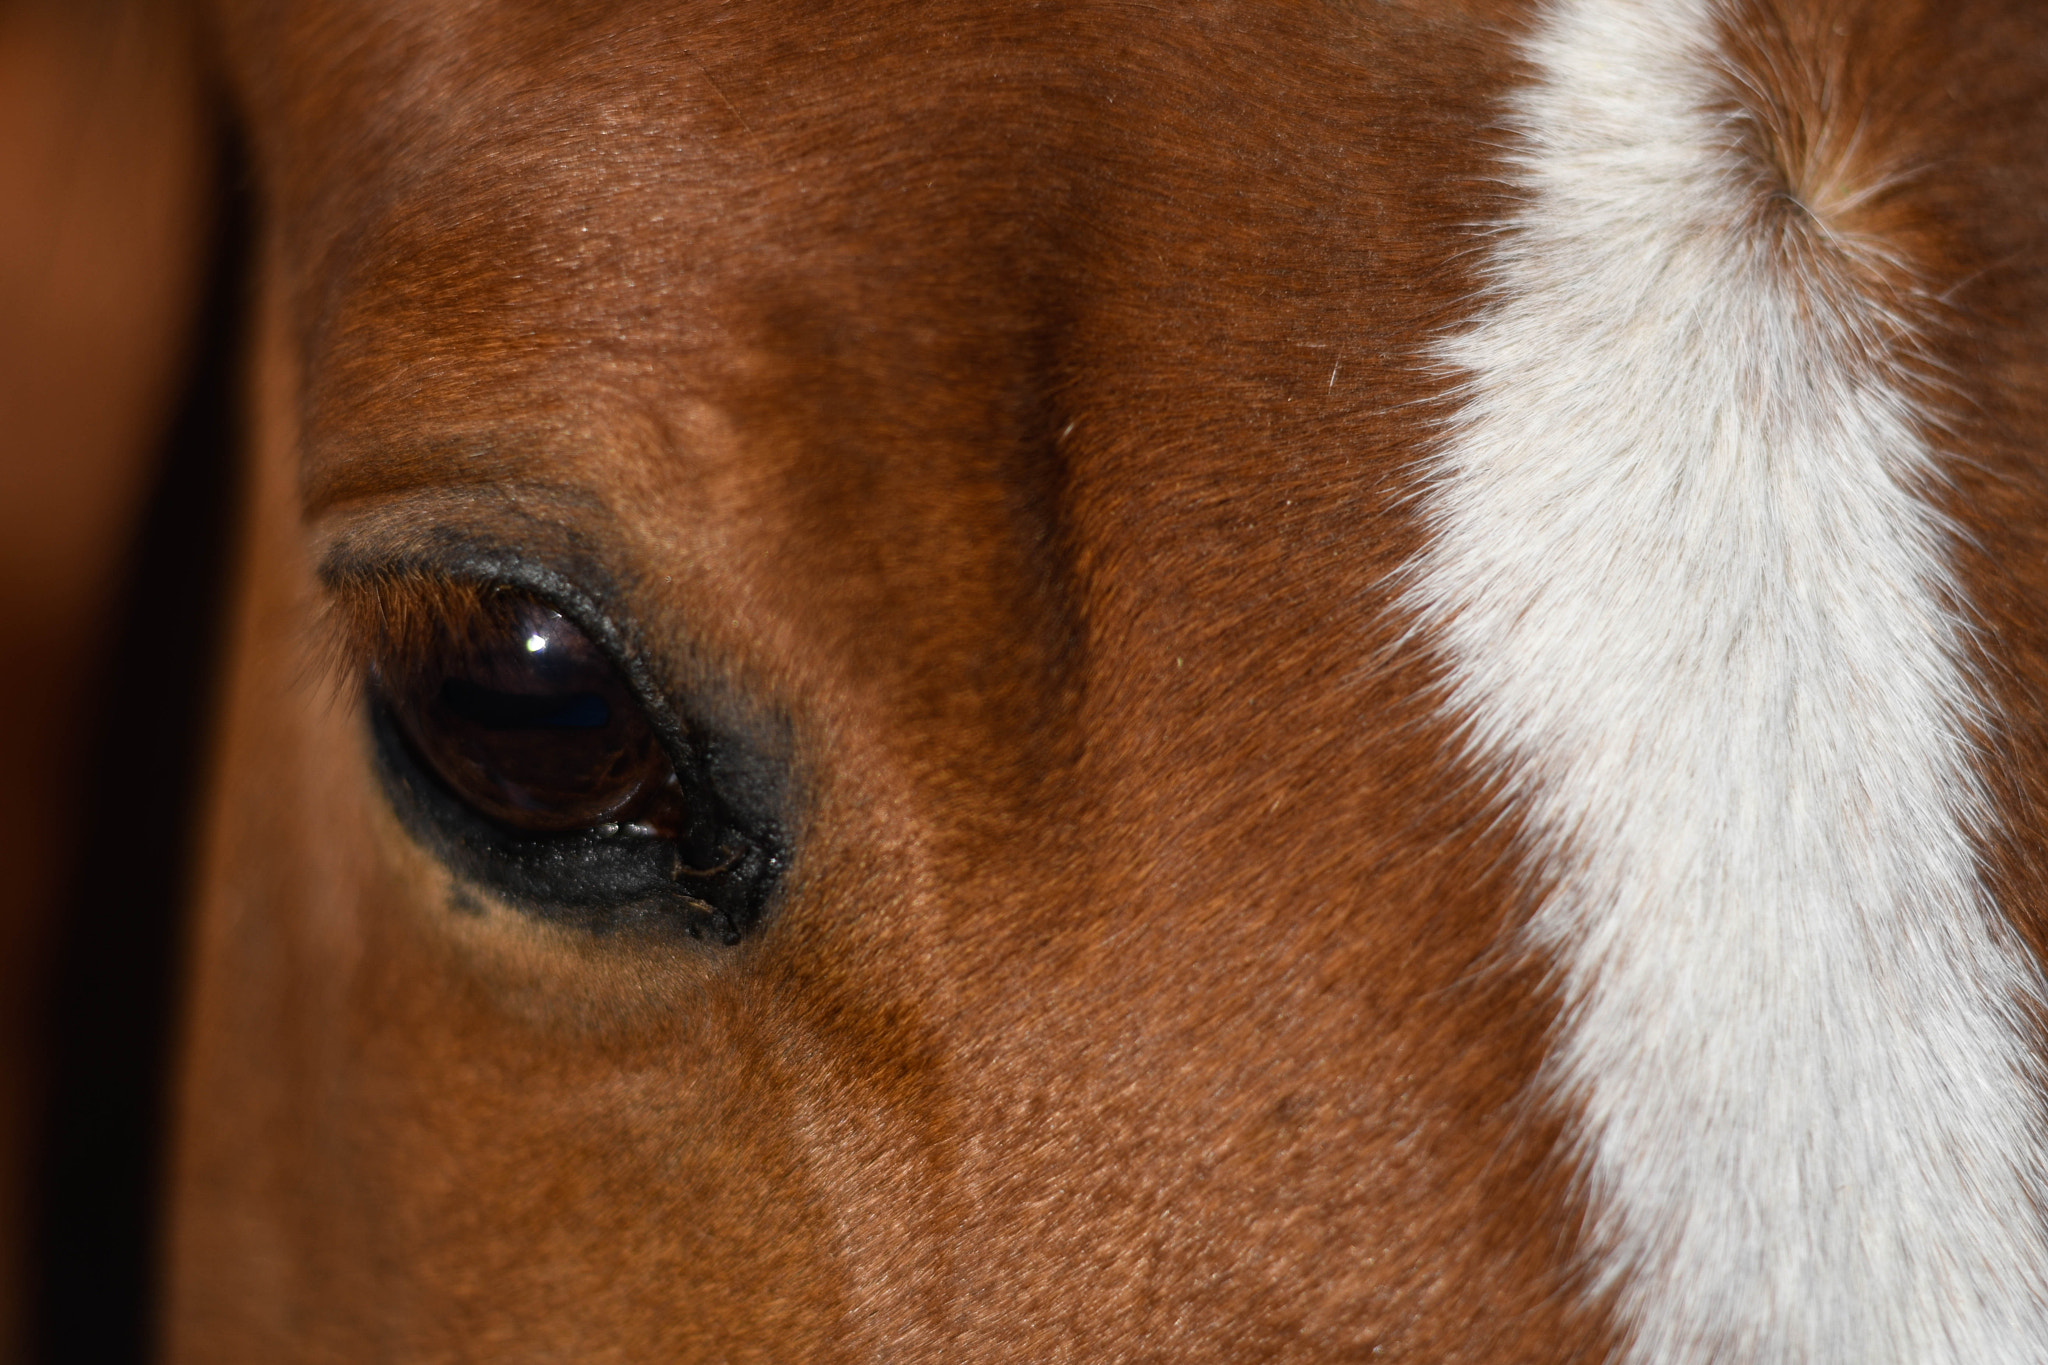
top-left (377, 591), bottom-right (686, 836)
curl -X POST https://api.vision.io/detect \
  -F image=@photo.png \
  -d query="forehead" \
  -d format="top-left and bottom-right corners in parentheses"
top-left (217, 0), bottom-right (1529, 811)
top-left (222, 0), bottom-right (1517, 493)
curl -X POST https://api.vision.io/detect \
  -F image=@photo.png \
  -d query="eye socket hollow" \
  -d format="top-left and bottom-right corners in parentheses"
top-left (377, 591), bottom-right (684, 836)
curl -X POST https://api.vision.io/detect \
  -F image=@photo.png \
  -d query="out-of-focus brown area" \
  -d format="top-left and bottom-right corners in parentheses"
top-left (0, 1), bottom-right (210, 1358)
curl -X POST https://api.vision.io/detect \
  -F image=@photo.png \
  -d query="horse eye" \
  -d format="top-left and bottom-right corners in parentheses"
top-left (379, 593), bottom-right (682, 836)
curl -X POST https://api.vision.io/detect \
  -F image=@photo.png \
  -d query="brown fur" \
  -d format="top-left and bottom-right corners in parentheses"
top-left (155, 0), bottom-right (2048, 1360)
top-left (170, 1), bottom-right (1610, 1359)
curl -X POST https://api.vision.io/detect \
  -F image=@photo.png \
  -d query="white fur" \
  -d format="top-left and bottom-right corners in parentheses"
top-left (1408, 1), bottom-right (2048, 1359)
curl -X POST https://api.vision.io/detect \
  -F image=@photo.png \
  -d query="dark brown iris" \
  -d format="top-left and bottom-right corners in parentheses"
top-left (380, 591), bottom-right (684, 835)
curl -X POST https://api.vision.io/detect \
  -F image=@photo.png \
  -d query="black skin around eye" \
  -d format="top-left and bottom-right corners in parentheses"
top-left (382, 593), bottom-right (688, 836)
top-left (339, 555), bottom-right (790, 943)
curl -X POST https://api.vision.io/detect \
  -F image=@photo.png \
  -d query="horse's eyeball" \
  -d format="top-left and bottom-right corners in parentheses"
top-left (379, 593), bottom-right (680, 835)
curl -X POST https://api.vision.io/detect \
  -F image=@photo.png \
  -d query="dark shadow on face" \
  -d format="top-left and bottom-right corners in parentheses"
top-left (27, 115), bottom-right (248, 1365)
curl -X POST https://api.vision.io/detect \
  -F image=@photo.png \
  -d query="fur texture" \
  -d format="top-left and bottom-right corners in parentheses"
top-left (1411, 1), bottom-right (2048, 1359)
top-left (170, 3), bottom-right (1607, 1359)
top-left (157, 0), bottom-right (2048, 1358)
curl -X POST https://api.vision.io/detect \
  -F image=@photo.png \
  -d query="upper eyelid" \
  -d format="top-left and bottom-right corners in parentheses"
top-left (309, 490), bottom-right (790, 787)
top-left (315, 556), bottom-right (693, 759)
top-left (309, 480), bottom-right (626, 623)
top-left (313, 488), bottom-right (633, 674)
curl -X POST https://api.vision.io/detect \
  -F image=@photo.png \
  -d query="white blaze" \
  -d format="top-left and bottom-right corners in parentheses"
top-left (1408, 1), bottom-right (2048, 1359)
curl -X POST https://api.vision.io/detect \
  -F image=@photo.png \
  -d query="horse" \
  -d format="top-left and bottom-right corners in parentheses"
top-left (34, 0), bottom-right (2048, 1359)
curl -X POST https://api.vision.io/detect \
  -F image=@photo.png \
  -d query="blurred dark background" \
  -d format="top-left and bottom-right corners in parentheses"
top-left (0, 2), bottom-right (240, 1360)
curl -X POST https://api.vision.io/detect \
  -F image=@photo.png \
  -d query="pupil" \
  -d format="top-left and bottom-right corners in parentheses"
top-left (440, 677), bottom-right (611, 731)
